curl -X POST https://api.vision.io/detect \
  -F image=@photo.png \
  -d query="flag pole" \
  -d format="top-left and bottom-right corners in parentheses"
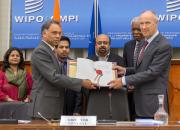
top-left (53, 0), bottom-right (61, 24)
top-left (94, 0), bottom-right (98, 37)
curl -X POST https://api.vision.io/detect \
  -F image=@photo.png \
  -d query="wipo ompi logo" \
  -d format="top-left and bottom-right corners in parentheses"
top-left (166, 0), bottom-right (180, 12)
top-left (25, 0), bottom-right (44, 14)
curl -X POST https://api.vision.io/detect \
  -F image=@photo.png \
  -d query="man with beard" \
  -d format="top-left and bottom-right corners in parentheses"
top-left (86, 34), bottom-right (129, 121)
top-left (55, 36), bottom-right (82, 115)
top-left (89, 34), bottom-right (123, 65)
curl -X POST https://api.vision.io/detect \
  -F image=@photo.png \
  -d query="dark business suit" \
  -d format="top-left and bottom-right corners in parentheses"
top-left (123, 40), bottom-right (136, 67)
top-left (61, 58), bottom-right (82, 115)
top-left (125, 34), bottom-right (172, 117)
top-left (87, 53), bottom-right (130, 121)
top-left (63, 90), bottom-right (82, 115)
top-left (123, 40), bottom-right (136, 120)
top-left (28, 41), bottom-right (82, 119)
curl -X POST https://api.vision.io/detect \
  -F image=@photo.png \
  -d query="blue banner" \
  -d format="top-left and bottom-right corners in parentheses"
top-left (12, 0), bottom-right (93, 48)
top-left (12, 0), bottom-right (180, 48)
top-left (99, 0), bottom-right (180, 48)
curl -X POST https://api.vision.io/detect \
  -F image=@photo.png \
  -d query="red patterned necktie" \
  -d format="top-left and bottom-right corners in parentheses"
top-left (137, 40), bottom-right (148, 65)
top-left (133, 42), bottom-right (140, 67)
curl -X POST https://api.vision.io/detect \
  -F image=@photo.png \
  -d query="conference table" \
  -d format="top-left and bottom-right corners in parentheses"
top-left (0, 120), bottom-right (180, 130)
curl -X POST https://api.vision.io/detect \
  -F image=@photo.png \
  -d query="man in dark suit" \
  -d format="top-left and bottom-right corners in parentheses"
top-left (123, 17), bottom-right (144, 120)
top-left (28, 20), bottom-right (96, 119)
top-left (87, 34), bottom-right (129, 121)
top-left (108, 11), bottom-right (172, 118)
top-left (55, 36), bottom-right (82, 115)
top-left (123, 17), bottom-right (144, 67)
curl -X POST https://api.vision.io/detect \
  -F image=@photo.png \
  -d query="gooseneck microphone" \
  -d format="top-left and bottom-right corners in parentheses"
top-left (37, 112), bottom-right (51, 124)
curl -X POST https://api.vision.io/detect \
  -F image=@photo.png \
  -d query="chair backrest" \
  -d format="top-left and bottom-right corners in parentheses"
top-left (0, 102), bottom-right (30, 120)
top-left (87, 87), bottom-right (130, 121)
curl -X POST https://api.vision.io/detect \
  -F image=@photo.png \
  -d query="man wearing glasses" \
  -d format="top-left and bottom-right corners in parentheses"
top-left (91, 34), bottom-right (123, 64)
top-left (86, 34), bottom-right (129, 121)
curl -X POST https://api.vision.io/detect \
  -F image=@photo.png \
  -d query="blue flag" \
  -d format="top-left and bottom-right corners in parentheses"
top-left (88, 4), bottom-right (95, 57)
top-left (88, 2), bottom-right (102, 57)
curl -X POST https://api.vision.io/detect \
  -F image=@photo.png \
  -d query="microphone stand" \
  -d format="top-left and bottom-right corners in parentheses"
top-left (108, 89), bottom-right (112, 119)
top-left (97, 89), bottom-right (117, 124)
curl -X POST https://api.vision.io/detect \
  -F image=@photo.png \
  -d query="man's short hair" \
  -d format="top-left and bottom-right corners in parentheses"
top-left (41, 19), bottom-right (60, 35)
top-left (60, 36), bottom-right (71, 47)
top-left (131, 16), bottom-right (139, 25)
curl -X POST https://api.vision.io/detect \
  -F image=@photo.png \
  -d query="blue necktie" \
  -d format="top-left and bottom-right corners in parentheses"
top-left (61, 61), bottom-right (67, 75)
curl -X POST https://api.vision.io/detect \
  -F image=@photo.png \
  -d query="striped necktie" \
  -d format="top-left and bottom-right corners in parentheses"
top-left (133, 41), bottom-right (140, 67)
top-left (137, 40), bottom-right (148, 65)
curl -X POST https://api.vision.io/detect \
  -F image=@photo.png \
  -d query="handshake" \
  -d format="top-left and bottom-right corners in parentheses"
top-left (81, 65), bottom-right (126, 90)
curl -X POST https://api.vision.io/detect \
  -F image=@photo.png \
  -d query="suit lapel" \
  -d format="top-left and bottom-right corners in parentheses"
top-left (41, 41), bottom-right (61, 72)
top-left (92, 55), bottom-right (99, 61)
top-left (144, 34), bottom-right (161, 58)
top-left (136, 41), bottom-right (144, 66)
top-left (137, 34), bottom-right (161, 67)
top-left (131, 40), bottom-right (136, 66)
top-left (107, 53), bottom-right (114, 62)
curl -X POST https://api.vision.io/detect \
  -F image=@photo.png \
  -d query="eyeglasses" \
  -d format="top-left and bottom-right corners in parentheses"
top-left (96, 41), bottom-right (109, 45)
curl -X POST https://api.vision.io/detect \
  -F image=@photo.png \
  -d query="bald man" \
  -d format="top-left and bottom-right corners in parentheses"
top-left (108, 11), bottom-right (172, 118)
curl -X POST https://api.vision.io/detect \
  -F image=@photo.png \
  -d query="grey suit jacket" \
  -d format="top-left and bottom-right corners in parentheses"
top-left (125, 34), bottom-right (172, 117)
top-left (28, 41), bottom-right (82, 119)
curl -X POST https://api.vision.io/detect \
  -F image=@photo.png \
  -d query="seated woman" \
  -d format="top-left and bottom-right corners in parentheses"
top-left (0, 47), bottom-right (32, 102)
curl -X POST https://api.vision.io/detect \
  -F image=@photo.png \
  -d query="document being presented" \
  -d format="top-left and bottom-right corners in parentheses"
top-left (74, 58), bottom-right (116, 86)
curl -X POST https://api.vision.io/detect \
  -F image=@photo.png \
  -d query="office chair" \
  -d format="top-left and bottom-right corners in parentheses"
top-left (87, 87), bottom-right (130, 121)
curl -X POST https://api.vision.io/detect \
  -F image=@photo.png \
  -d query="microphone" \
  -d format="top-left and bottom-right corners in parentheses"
top-left (37, 112), bottom-right (51, 124)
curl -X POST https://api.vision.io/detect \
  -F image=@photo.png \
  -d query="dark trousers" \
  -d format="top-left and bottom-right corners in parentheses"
top-left (127, 91), bottom-right (136, 121)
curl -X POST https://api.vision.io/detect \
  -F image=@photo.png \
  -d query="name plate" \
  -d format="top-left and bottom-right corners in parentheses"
top-left (60, 116), bottom-right (97, 126)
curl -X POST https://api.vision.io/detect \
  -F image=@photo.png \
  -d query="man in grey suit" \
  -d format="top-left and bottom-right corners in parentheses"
top-left (28, 20), bottom-right (96, 119)
top-left (108, 10), bottom-right (172, 118)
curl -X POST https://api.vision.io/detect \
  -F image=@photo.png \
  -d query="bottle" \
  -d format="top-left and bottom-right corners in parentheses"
top-left (154, 94), bottom-right (168, 125)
